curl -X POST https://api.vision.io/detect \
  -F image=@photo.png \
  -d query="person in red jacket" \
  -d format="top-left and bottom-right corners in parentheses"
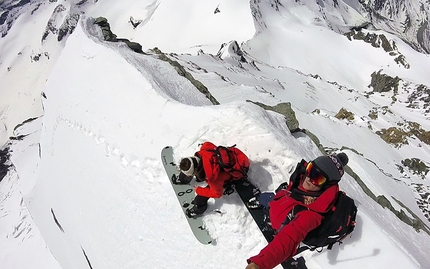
top-left (245, 153), bottom-right (349, 269)
top-left (178, 142), bottom-right (249, 218)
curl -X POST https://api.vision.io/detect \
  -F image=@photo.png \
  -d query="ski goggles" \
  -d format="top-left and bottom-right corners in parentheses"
top-left (305, 162), bottom-right (327, 186)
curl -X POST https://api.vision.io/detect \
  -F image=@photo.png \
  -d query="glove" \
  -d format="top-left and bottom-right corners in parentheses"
top-left (223, 185), bottom-right (235, 195)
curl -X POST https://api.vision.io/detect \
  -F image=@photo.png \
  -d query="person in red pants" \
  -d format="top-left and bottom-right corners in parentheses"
top-left (246, 153), bottom-right (349, 269)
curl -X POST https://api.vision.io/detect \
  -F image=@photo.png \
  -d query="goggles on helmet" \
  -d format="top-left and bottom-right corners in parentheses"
top-left (305, 162), bottom-right (327, 186)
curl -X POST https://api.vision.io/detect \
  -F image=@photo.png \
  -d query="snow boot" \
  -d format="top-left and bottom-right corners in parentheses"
top-left (186, 204), bottom-right (208, 218)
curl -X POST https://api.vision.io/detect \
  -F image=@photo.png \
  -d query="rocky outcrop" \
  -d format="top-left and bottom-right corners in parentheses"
top-left (368, 71), bottom-right (429, 115)
top-left (152, 48), bottom-right (220, 105)
top-left (249, 0), bottom-right (268, 34)
top-left (343, 155), bottom-right (430, 234)
top-left (216, 41), bottom-right (247, 63)
top-left (0, 0), bottom-right (42, 38)
top-left (368, 108), bottom-right (378, 120)
top-left (57, 12), bottom-right (80, 41)
top-left (369, 70), bottom-right (401, 93)
top-left (93, 17), bottom-right (143, 53)
top-left (0, 146), bottom-right (10, 183)
top-left (401, 158), bottom-right (429, 180)
top-left (247, 100), bottom-right (327, 153)
top-left (345, 31), bottom-right (410, 68)
top-left (411, 183), bottom-right (430, 223)
top-left (376, 127), bottom-right (409, 148)
top-left (407, 121), bottom-right (430, 146)
top-left (376, 121), bottom-right (430, 149)
top-left (377, 195), bottom-right (430, 234)
top-left (335, 107), bottom-right (355, 121)
top-left (42, 4), bottom-right (79, 42)
top-left (247, 101), bottom-right (299, 131)
top-left (407, 84), bottom-right (430, 113)
top-left (93, 17), bottom-right (117, 41)
top-left (358, 0), bottom-right (430, 54)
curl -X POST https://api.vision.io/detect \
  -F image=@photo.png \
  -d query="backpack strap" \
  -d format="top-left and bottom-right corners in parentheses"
top-left (215, 145), bottom-right (236, 169)
top-left (276, 204), bottom-right (308, 235)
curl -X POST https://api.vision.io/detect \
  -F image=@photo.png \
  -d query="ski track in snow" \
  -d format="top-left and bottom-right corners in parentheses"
top-left (54, 115), bottom-right (158, 178)
top-left (47, 113), bottom-right (168, 234)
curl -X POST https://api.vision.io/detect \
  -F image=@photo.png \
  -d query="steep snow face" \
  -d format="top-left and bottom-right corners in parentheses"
top-left (311, 0), bottom-right (430, 53)
top-left (358, 0), bottom-right (430, 54)
top-left (0, 0), bottom-right (72, 145)
top-left (1, 115), bottom-right (62, 269)
top-left (0, 0), bottom-right (256, 145)
top-left (243, 0), bottom-right (430, 89)
top-left (81, 0), bottom-right (256, 54)
top-left (251, 0), bottom-right (430, 54)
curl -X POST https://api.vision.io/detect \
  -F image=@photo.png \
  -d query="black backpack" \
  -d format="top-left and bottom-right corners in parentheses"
top-left (302, 191), bottom-right (357, 250)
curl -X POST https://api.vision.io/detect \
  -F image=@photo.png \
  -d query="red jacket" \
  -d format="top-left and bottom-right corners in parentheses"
top-left (248, 175), bottom-right (339, 269)
top-left (194, 142), bottom-right (233, 198)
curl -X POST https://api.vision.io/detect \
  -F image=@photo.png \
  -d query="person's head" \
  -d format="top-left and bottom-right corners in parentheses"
top-left (179, 156), bottom-right (200, 176)
top-left (304, 153), bottom-right (349, 190)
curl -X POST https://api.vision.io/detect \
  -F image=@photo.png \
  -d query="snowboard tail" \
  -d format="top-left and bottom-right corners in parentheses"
top-left (234, 180), bottom-right (275, 242)
top-left (233, 179), bottom-right (308, 269)
top-left (161, 146), bottom-right (213, 245)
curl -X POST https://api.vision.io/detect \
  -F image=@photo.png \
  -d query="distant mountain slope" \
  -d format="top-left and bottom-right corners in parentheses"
top-left (262, 0), bottom-right (430, 54)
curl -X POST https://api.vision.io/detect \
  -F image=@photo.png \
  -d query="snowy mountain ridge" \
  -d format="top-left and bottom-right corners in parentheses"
top-left (1, 0), bottom-right (430, 268)
top-left (254, 0), bottom-right (430, 53)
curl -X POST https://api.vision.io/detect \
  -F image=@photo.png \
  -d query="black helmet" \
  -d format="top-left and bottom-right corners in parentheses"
top-left (312, 153), bottom-right (348, 183)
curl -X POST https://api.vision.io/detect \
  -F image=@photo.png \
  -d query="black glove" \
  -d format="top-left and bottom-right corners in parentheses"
top-left (223, 185), bottom-right (235, 195)
top-left (289, 159), bottom-right (307, 187)
top-left (172, 172), bottom-right (192, 185)
top-left (276, 159), bottom-right (308, 192)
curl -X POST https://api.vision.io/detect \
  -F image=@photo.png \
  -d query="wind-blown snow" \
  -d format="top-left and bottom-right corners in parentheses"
top-left (1, 0), bottom-right (430, 269)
